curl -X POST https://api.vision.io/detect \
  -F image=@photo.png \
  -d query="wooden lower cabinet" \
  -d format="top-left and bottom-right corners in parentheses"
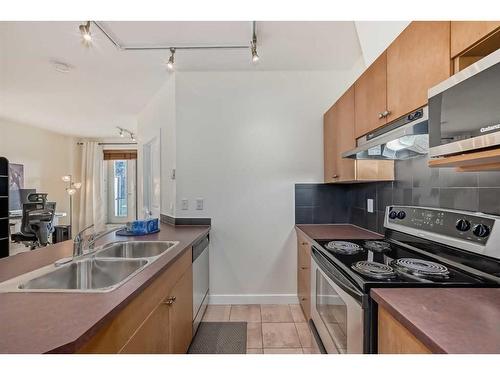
top-left (168, 267), bottom-right (193, 354)
top-left (297, 231), bottom-right (311, 320)
top-left (78, 248), bottom-right (193, 354)
top-left (378, 306), bottom-right (431, 354)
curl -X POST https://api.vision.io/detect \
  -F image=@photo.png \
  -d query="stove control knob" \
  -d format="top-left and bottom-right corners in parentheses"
top-left (397, 211), bottom-right (406, 220)
top-left (389, 210), bottom-right (398, 220)
top-left (473, 224), bottom-right (490, 238)
top-left (455, 219), bottom-right (471, 232)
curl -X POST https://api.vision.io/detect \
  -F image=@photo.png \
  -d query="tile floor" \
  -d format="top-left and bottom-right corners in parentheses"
top-left (202, 304), bottom-right (321, 354)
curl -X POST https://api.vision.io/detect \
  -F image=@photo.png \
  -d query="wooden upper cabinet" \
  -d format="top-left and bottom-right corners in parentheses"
top-left (323, 104), bottom-right (338, 183)
top-left (451, 21), bottom-right (500, 57)
top-left (324, 86), bottom-right (356, 183)
top-left (386, 21), bottom-right (451, 122)
top-left (354, 51), bottom-right (388, 138)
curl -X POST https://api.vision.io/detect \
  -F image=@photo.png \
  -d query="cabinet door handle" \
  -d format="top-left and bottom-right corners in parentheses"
top-left (301, 242), bottom-right (308, 246)
top-left (300, 266), bottom-right (308, 270)
top-left (163, 296), bottom-right (176, 305)
top-left (300, 297), bottom-right (307, 301)
top-left (379, 110), bottom-right (391, 119)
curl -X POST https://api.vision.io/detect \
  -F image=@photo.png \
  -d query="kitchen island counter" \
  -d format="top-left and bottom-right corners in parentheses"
top-left (0, 223), bottom-right (210, 354)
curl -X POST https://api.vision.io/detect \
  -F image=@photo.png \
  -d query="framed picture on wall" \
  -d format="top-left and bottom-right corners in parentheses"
top-left (8, 163), bottom-right (24, 190)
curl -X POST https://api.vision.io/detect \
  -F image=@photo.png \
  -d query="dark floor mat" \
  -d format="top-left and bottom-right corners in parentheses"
top-left (188, 322), bottom-right (247, 354)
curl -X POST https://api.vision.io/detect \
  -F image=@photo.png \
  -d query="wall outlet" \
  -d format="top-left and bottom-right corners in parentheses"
top-left (181, 199), bottom-right (189, 210)
top-left (367, 198), bottom-right (374, 213)
top-left (196, 198), bottom-right (204, 210)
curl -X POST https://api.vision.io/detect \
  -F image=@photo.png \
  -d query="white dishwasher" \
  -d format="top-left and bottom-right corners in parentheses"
top-left (192, 235), bottom-right (209, 334)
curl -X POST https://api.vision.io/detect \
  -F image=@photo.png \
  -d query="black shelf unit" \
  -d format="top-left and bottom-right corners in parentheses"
top-left (0, 157), bottom-right (9, 258)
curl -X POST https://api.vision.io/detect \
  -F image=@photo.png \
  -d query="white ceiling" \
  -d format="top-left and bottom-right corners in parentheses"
top-left (0, 21), bottom-right (369, 137)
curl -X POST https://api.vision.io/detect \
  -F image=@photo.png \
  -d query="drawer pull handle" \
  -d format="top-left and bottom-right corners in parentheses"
top-left (164, 296), bottom-right (176, 305)
top-left (301, 297), bottom-right (307, 301)
top-left (300, 266), bottom-right (308, 270)
top-left (301, 242), bottom-right (308, 246)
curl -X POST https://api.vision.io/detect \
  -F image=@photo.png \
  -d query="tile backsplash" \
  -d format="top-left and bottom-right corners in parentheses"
top-left (295, 155), bottom-right (500, 234)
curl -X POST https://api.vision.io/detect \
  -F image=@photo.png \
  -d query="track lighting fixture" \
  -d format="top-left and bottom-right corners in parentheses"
top-left (81, 21), bottom-right (261, 69)
top-left (116, 127), bottom-right (136, 142)
top-left (166, 48), bottom-right (175, 70)
top-left (79, 21), bottom-right (92, 45)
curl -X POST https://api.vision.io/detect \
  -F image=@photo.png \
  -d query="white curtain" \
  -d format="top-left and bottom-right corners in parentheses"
top-left (78, 141), bottom-right (106, 232)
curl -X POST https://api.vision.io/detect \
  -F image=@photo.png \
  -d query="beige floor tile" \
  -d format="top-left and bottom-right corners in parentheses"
top-left (261, 304), bottom-right (293, 322)
top-left (295, 322), bottom-right (314, 348)
top-left (262, 322), bottom-right (301, 348)
top-left (246, 348), bottom-right (263, 354)
top-left (246, 323), bottom-right (263, 349)
top-left (264, 348), bottom-right (303, 354)
top-left (230, 304), bottom-right (261, 322)
top-left (289, 304), bottom-right (306, 323)
top-left (202, 305), bottom-right (231, 322)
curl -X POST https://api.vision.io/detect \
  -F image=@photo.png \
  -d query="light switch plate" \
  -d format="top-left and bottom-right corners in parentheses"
top-left (196, 198), bottom-right (204, 210)
top-left (367, 198), bottom-right (374, 213)
top-left (181, 199), bottom-right (188, 210)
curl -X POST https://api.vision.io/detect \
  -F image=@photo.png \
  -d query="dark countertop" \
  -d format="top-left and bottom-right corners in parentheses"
top-left (0, 223), bottom-right (210, 354)
top-left (371, 288), bottom-right (500, 354)
top-left (295, 224), bottom-right (383, 241)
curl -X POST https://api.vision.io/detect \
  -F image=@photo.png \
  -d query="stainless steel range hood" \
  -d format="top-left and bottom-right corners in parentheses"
top-left (342, 107), bottom-right (429, 160)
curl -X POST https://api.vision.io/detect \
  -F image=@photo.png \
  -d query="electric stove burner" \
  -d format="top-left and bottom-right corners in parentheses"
top-left (325, 241), bottom-right (363, 255)
top-left (391, 258), bottom-right (450, 279)
top-left (351, 261), bottom-right (396, 279)
top-left (363, 240), bottom-right (391, 253)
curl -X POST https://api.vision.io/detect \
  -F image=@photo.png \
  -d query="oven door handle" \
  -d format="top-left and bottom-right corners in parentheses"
top-left (312, 246), bottom-right (368, 307)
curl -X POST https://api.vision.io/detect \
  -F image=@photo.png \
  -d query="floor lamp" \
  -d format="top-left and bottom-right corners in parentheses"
top-left (62, 175), bottom-right (81, 236)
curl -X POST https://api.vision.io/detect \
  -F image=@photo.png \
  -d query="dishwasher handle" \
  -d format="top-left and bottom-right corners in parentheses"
top-left (193, 235), bottom-right (209, 262)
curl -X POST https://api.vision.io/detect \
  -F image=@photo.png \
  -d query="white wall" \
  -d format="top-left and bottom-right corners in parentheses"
top-left (137, 75), bottom-right (176, 218)
top-left (0, 118), bottom-right (77, 224)
top-left (355, 21), bottom-right (410, 66)
top-left (174, 65), bottom-right (365, 303)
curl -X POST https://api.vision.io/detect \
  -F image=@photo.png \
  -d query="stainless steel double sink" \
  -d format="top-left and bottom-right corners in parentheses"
top-left (0, 241), bottom-right (179, 293)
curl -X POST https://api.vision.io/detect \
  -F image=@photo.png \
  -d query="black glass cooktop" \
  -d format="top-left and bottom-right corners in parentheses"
top-left (314, 238), bottom-right (495, 292)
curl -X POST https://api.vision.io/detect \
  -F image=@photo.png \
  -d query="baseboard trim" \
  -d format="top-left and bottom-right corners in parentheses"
top-left (208, 294), bottom-right (299, 305)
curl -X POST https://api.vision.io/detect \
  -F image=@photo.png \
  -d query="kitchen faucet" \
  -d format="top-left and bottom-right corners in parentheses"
top-left (86, 226), bottom-right (126, 250)
top-left (54, 224), bottom-right (124, 266)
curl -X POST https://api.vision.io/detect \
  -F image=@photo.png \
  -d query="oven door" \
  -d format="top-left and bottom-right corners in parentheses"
top-left (310, 246), bottom-right (367, 354)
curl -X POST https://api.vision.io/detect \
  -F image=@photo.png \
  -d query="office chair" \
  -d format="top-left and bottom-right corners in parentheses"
top-left (11, 194), bottom-right (56, 250)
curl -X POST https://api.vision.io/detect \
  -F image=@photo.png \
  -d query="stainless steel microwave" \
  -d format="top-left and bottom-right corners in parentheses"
top-left (428, 49), bottom-right (500, 158)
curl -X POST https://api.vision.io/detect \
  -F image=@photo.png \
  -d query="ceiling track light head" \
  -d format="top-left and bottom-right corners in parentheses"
top-left (166, 48), bottom-right (176, 71)
top-left (79, 21), bottom-right (92, 45)
top-left (251, 40), bottom-right (259, 63)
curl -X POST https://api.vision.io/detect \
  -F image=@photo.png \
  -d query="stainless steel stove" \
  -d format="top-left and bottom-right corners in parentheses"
top-left (309, 205), bottom-right (500, 354)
